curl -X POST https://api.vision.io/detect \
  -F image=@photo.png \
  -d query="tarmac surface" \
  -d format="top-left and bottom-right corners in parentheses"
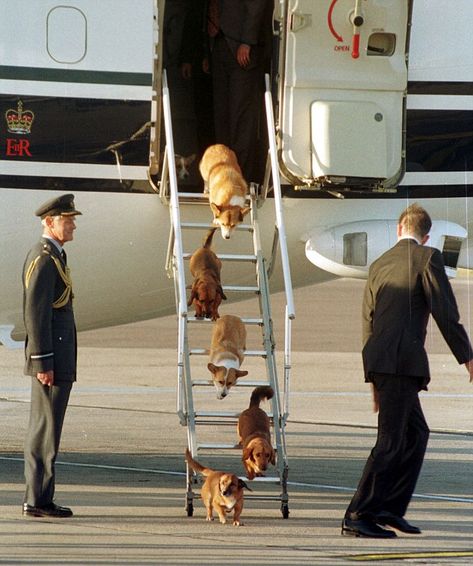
top-left (1, 277), bottom-right (472, 565)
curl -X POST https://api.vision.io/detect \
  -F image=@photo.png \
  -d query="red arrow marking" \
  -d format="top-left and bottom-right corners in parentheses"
top-left (328, 0), bottom-right (343, 42)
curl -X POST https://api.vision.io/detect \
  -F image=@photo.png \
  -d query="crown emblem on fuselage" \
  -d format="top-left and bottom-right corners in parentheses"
top-left (5, 100), bottom-right (35, 134)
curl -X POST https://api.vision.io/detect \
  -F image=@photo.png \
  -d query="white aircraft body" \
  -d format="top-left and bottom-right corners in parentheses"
top-left (1, 0), bottom-right (472, 346)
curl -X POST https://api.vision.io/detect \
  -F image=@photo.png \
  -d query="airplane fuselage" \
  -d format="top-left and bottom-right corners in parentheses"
top-left (1, 0), bottom-right (473, 345)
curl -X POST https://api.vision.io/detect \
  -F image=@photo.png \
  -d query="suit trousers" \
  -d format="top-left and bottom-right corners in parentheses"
top-left (211, 35), bottom-right (264, 181)
top-left (346, 374), bottom-right (430, 519)
top-left (24, 378), bottom-right (72, 507)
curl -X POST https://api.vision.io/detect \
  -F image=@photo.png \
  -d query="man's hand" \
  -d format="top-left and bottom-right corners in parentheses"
top-left (237, 44), bottom-right (251, 68)
top-left (37, 370), bottom-right (54, 387)
top-left (465, 359), bottom-right (473, 383)
top-left (371, 383), bottom-right (379, 413)
top-left (181, 62), bottom-right (192, 80)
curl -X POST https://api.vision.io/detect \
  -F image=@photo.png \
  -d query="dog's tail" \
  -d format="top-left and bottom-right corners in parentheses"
top-left (202, 227), bottom-right (217, 249)
top-left (185, 448), bottom-right (212, 477)
top-left (249, 386), bottom-right (274, 408)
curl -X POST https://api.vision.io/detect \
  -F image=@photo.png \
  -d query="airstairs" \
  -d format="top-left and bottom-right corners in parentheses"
top-left (159, 72), bottom-right (295, 518)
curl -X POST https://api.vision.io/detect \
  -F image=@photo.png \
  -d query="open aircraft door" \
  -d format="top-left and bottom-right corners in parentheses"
top-left (276, 0), bottom-right (413, 192)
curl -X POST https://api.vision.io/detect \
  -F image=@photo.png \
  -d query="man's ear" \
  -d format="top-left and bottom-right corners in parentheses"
top-left (396, 223), bottom-right (403, 238)
top-left (421, 234), bottom-right (430, 245)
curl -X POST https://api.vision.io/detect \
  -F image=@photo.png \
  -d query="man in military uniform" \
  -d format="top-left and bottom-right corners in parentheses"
top-left (22, 193), bottom-right (81, 518)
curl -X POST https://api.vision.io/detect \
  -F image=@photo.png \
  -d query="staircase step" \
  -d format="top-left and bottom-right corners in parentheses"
top-left (196, 411), bottom-right (240, 418)
top-left (197, 442), bottom-right (240, 450)
top-left (187, 316), bottom-right (263, 325)
top-left (192, 379), bottom-right (270, 387)
top-left (177, 192), bottom-right (251, 202)
top-left (177, 192), bottom-right (208, 201)
top-left (190, 348), bottom-right (267, 357)
top-left (194, 411), bottom-right (274, 421)
top-left (183, 252), bottom-right (256, 262)
top-left (186, 285), bottom-right (259, 293)
top-left (222, 285), bottom-right (259, 293)
top-left (181, 221), bottom-right (252, 232)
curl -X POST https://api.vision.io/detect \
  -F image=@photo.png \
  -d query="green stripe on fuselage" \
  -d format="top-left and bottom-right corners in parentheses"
top-left (0, 66), bottom-right (152, 86)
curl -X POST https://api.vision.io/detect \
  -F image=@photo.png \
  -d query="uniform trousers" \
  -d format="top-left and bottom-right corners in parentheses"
top-left (346, 374), bottom-right (430, 519)
top-left (24, 378), bottom-right (72, 507)
top-left (211, 34), bottom-right (264, 181)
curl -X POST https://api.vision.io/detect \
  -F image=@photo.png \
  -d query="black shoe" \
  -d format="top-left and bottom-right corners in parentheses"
top-left (341, 517), bottom-right (397, 538)
top-left (23, 502), bottom-right (73, 518)
top-left (376, 512), bottom-right (421, 534)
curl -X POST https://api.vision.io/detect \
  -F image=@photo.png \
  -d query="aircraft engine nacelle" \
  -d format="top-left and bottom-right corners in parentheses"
top-left (305, 220), bottom-right (467, 279)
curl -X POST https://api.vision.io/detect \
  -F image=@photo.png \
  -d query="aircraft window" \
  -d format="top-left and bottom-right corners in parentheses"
top-left (343, 232), bottom-right (367, 266)
top-left (47, 7), bottom-right (87, 64)
top-left (367, 33), bottom-right (396, 57)
top-left (442, 236), bottom-right (463, 269)
top-left (406, 110), bottom-right (473, 173)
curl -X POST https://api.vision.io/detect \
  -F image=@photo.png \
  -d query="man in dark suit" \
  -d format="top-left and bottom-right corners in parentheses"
top-left (22, 193), bottom-right (81, 518)
top-left (342, 204), bottom-right (473, 538)
top-left (208, 0), bottom-right (273, 181)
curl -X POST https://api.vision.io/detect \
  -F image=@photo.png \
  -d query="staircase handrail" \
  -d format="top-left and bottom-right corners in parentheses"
top-left (264, 74), bottom-right (295, 420)
top-left (162, 70), bottom-right (188, 318)
top-left (264, 74), bottom-right (295, 321)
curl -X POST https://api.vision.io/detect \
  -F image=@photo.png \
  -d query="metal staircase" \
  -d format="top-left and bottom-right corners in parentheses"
top-left (159, 71), bottom-right (295, 519)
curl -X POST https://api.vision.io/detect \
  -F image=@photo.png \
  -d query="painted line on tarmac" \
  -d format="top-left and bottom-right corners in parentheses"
top-left (1, 456), bottom-right (472, 504)
top-left (345, 550), bottom-right (473, 562)
top-left (288, 480), bottom-right (473, 503)
top-left (289, 419), bottom-right (473, 436)
top-left (290, 391), bottom-right (473, 398)
top-left (0, 456), bottom-right (185, 477)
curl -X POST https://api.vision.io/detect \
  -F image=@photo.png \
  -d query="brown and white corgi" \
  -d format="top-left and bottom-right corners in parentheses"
top-left (208, 314), bottom-right (248, 399)
top-left (199, 144), bottom-right (250, 239)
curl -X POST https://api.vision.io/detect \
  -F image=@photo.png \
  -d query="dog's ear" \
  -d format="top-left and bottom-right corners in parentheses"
top-left (238, 478), bottom-right (252, 492)
top-left (242, 446), bottom-right (252, 462)
top-left (185, 153), bottom-right (196, 165)
top-left (270, 448), bottom-right (276, 466)
top-left (210, 203), bottom-right (222, 217)
top-left (236, 370), bottom-right (248, 378)
top-left (218, 285), bottom-right (227, 300)
top-left (187, 285), bottom-right (197, 306)
top-left (208, 363), bottom-right (225, 375)
top-left (239, 207), bottom-right (251, 220)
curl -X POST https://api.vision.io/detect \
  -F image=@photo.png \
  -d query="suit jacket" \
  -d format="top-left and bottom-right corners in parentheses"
top-left (217, 0), bottom-right (273, 68)
top-left (23, 238), bottom-right (77, 382)
top-left (362, 238), bottom-right (472, 388)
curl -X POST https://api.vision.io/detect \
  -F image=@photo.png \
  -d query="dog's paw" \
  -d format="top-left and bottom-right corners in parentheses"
top-left (206, 515), bottom-right (214, 522)
top-left (233, 520), bottom-right (244, 527)
top-left (219, 517), bottom-right (227, 525)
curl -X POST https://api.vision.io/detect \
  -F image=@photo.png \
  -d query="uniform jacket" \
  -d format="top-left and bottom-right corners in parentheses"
top-left (362, 238), bottom-right (472, 388)
top-left (22, 238), bottom-right (77, 382)
top-left (216, 0), bottom-right (273, 68)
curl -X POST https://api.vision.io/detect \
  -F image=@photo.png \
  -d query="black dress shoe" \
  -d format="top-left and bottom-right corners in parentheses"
top-left (341, 517), bottom-right (397, 538)
top-left (376, 512), bottom-right (421, 534)
top-left (23, 502), bottom-right (73, 518)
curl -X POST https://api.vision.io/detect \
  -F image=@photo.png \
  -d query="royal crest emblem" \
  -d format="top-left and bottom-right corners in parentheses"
top-left (5, 100), bottom-right (35, 134)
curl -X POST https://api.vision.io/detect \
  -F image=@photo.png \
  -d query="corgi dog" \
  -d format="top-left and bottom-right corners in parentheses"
top-left (175, 153), bottom-right (196, 180)
top-left (208, 314), bottom-right (248, 399)
top-left (185, 448), bottom-right (251, 526)
top-left (199, 144), bottom-right (250, 239)
top-left (161, 151), bottom-right (196, 180)
top-left (188, 228), bottom-right (226, 321)
top-left (237, 386), bottom-right (276, 480)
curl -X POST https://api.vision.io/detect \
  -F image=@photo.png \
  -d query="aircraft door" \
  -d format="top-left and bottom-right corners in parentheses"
top-left (277, 0), bottom-right (413, 191)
